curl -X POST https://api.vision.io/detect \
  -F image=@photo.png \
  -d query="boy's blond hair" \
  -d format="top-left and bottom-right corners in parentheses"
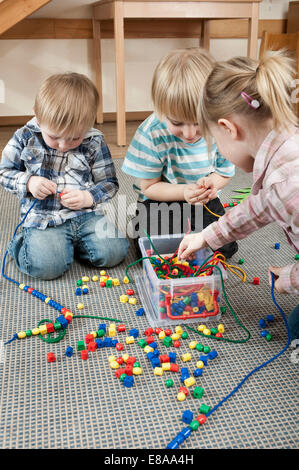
top-left (151, 48), bottom-right (215, 123)
top-left (34, 72), bottom-right (99, 138)
top-left (198, 50), bottom-right (298, 140)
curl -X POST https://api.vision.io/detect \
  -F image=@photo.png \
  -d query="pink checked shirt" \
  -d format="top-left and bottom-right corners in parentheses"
top-left (203, 125), bottom-right (299, 294)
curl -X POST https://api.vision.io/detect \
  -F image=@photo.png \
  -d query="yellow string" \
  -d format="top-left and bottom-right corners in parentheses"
top-left (203, 204), bottom-right (221, 218)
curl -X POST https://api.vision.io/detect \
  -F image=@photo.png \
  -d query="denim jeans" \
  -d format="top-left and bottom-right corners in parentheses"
top-left (8, 212), bottom-right (129, 280)
top-left (289, 304), bottom-right (299, 341)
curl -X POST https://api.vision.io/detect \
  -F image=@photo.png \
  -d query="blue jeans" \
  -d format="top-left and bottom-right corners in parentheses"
top-left (8, 212), bottom-right (129, 280)
top-left (289, 304), bottom-right (299, 341)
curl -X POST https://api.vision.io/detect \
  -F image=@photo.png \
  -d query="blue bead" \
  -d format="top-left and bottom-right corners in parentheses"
top-left (166, 440), bottom-right (180, 449)
top-left (168, 352), bottom-right (177, 363)
top-left (123, 376), bottom-right (134, 388)
top-left (259, 318), bottom-right (267, 328)
top-left (261, 330), bottom-right (270, 337)
top-left (129, 328), bottom-right (139, 338)
top-left (56, 315), bottom-right (68, 329)
top-left (24, 286), bottom-right (29, 292)
top-left (149, 341), bottom-right (158, 349)
top-left (208, 350), bottom-right (218, 360)
top-left (111, 339), bottom-right (118, 347)
top-left (98, 323), bottom-right (106, 332)
top-left (200, 355), bottom-right (208, 366)
top-left (103, 338), bottom-right (112, 347)
top-left (182, 410), bottom-right (193, 424)
top-left (75, 288), bottom-right (82, 296)
top-left (136, 308), bottom-right (145, 316)
top-left (95, 339), bottom-right (104, 348)
top-left (266, 314), bottom-right (274, 322)
top-left (181, 427), bottom-right (192, 439)
top-left (65, 346), bottom-right (73, 357)
top-left (147, 352), bottom-right (154, 360)
top-left (193, 368), bottom-right (203, 377)
top-left (82, 288), bottom-right (88, 295)
top-left (274, 243), bottom-right (280, 249)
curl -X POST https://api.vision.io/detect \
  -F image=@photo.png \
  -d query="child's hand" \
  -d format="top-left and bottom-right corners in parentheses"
top-left (27, 176), bottom-right (57, 199)
top-left (178, 232), bottom-right (208, 260)
top-left (184, 183), bottom-right (207, 205)
top-left (268, 266), bottom-right (287, 293)
top-left (60, 188), bottom-right (94, 210)
top-left (196, 176), bottom-right (218, 203)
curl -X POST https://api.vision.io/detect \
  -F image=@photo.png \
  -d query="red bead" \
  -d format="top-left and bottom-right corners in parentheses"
top-left (154, 328), bottom-right (163, 335)
top-left (233, 202), bottom-right (238, 206)
top-left (115, 368), bottom-right (125, 379)
top-left (253, 277), bottom-right (260, 285)
top-left (164, 329), bottom-right (172, 336)
top-left (100, 281), bottom-right (106, 287)
top-left (173, 340), bottom-right (181, 348)
top-left (146, 336), bottom-right (155, 344)
top-left (116, 342), bottom-right (124, 351)
top-left (60, 307), bottom-right (67, 314)
top-left (179, 386), bottom-right (189, 396)
top-left (47, 352), bottom-right (56, 363)
top-left (81, 350), bottom-right (88, 360)
top-left (223, 203), bottom-right (229, 208)
top-left (160, 354), bottom-right (170, 363)
top-left (124, 365), bottom-right (133, 375)
top-left (215, 332), bottom-right (223, 338)
top-left (117, 324), bottom-right (126, 332)
top-left (126, 356), bottom-right (136, 365)
top-left (126, 289), bottom-right (134, 295)
top-left (88, 341), bottom-right (97, 352)
top-left (196, 415), bottom-right (207, 425)
top-left (65, 314), bottom-right (72, 324)
top-left (46, 323), bottom-right (54, 333)
top-left (116, 357), bottom-right (124, 365)
top-left (144, 328), bottom-right (154, 336)
top-left (85, 334), bottom-right (94, 344)
top-left (28, 287), bottom-right (33, 294)
top-left (170, 363), bottom-right (179, 372)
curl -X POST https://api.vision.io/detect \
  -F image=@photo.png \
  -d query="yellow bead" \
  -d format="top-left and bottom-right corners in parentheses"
top-left (203, 328), bottom-right (211, 336)
top-left (159, 331), bottom-right (166, 340)
top-left (177, 392), bottom-right (186, 401)
top-left (112, 278), bottom-right (120, 286)
top-left (123, 276), bottom-right (130, 284)
top-left (133, 367), bottom-right (142, 375)
top-left (193, 307), bottom-right (199, 312)
top-left (128, 297), bottom-right (137, 305)
top-left (92, 275), bottom-right (98, 282)
top-left (39, 325), bottom-right (47, 335)
top-left (175, 326), bottom-right (183, 335)
top-left (181, 353), bottom-right (192, 362)
top-left (109, 328), bottom-right (116, 337)
top-left (45, 297), bottom-right (51, 304)
top-left (77, 303), bottom-right (84, 310)
top-left (183, 310), bottom-right (190, 316)
top-left (125, 336), bottom-right (134, 344)
top-left (196, 360), bottom-right (204, 369)
top-left (19, 284), bottom-right (25, 290)
top-left (100, 276), bottom-right (107, 283)
top-left (110, 361), bottom-right (120, 369)
top-left (144, 345), bottom-right (154, 354)
top-left (89, 331), bottom-right (97, 338)
top-left (171, 333), bottom-right (180, 341)
top-left (17, 331), bottom-right (26, 339)
top-left (108, 355), bottom-right (117, 362)
top-left (181, 261), bottom-right (189, 267)
top-left (120, 295), bottom-right (128, 303)
top-left (100, 270), bottom-right (106, 276)
top-left (82, 276), bottom-right (89, 282)
top-left (154, 367), bottom-right (163, 376)
top-left (184, 377), bottom-right (196, 387)
top-left (122, 353), bottom-right (129, 363)
top-left (32, 328), bottom-right (40, 335)
top-left (218, 324), bottom-right (225, 334)
top-left (197, 324), bottom-right (206, 332)
top-left (162, 362), bottom-right (171, 371)
top-left (189, 341), bottom-right (197, 349)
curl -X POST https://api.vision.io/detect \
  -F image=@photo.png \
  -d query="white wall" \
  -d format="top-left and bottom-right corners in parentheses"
top-left (0, 0), bottom-right (290, 116)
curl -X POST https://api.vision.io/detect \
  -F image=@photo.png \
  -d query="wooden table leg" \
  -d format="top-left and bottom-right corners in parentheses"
top-left (200, 19), bottom-right (210, 51)
top-left (92, 19), bottom-right (104, 124)
top-left (114, 1), bottom-right (126, 146)
top-left (248, 2), bottom-right (259, 59)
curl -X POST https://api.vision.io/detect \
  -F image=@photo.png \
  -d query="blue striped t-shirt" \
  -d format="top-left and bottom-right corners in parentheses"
top-left (122, 114), bottom-right (235, 200)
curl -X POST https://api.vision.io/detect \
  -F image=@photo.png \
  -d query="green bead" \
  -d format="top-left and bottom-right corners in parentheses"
top-left (77, 340), bottom-right (85, 351)
top-left (238, 258), bottom-right (245, 265)
top-left (160, 307), bottom-right (166, 313)
top-left (120, 373), bottom-right (127, 382)
top-left (165, 379), bottom-right (174, 388)
top-left (210, 328), bottom-right (218, 336)
top-left (163, 337), bottom-right (173, 347)
top-left (193, 386), bottom-right (204, 399)
top-left (196, 343), bottom-right (204, 352)
top-left (54, 322), bottom-right (62, 330)
top-left (181, 331), bottom-right (189, 339)
top-left (106, 280), bottom-right (113, 287)
top-left (25, 330), bottom-right (32, 337)
top-left (133, 362), bottom-right (140, 368)
top-left (189, 420), bottom-right (199, 431)
top-left (183, 296), bottom-right (191, 305)
top-left (266, 333), bottom-right (273, 341)
top-left (199, 403), bottom-right (211, 414)
top-left (220, 306), bottom-right (227, 314)
top-left (76, 280), bottom-right (83, 286)
top-left (295, 254), bottom-right (299, 260)
top-left (203, 346), bottom-right (211, 353)
top-left (138, 339), bottom-right (147, 348)
top-left (97, 329), bottom-right (105, 337)
top-left (229, 202), bottom-right (234, 207)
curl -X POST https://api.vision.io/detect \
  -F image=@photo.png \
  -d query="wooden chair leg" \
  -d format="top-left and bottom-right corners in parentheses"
top-left (248, 2), bottom-right (259, 59)
top-left (92, 19), bottom-right (104, 124)
top-left (200, 19), bottom-right (210, 51)
top-left (114, 1), bottom-right (126, 146)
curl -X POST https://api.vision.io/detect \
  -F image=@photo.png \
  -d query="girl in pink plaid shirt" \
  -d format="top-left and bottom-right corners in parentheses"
top-left (178, 51), bottom-right (299, 340)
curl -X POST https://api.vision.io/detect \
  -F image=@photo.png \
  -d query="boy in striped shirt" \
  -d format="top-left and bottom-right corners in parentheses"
top-left (122, 48), bottom-right (238, 259)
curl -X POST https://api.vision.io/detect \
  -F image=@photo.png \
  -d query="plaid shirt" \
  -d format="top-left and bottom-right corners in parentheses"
top-left (203, 126), bottom-right (299, 294)
top-left (0, 118), bottom-right (118, 229)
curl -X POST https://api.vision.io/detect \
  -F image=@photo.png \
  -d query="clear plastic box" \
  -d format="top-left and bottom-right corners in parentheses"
top-left (135, 233), bottom-right (227, 328)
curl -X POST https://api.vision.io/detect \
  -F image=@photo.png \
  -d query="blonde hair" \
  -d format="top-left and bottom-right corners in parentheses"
top-left (34, 72), bottom-right (99, 138)
top-left (198, 50), bottom-right (298, 140)
top-left (151, 48), bottom-right (215, 123)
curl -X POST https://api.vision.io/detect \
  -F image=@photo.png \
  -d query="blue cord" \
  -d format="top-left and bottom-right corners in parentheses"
top-left (166, 271), bottom-right (291, 448)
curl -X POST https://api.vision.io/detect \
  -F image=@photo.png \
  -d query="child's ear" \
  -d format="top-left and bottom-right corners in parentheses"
top-left (218, 118), bottom-right (238, 140)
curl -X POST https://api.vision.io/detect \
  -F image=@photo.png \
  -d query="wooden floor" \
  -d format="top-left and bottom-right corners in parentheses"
top-left (0, 120), bottom-right (142, 159)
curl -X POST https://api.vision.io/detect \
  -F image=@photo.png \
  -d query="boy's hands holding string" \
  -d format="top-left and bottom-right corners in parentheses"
top-left (184, 176), bottom-right (218, 205)
top-left (60, 188), bottom-right (94, 210)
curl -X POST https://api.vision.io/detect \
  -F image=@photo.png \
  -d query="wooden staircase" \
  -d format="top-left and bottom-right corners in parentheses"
top-left (0, 0), bottom-right (51, 35)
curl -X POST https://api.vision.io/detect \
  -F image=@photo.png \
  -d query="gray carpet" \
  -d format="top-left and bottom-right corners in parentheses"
top-left (0, 160), bottom-right (298, 449)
